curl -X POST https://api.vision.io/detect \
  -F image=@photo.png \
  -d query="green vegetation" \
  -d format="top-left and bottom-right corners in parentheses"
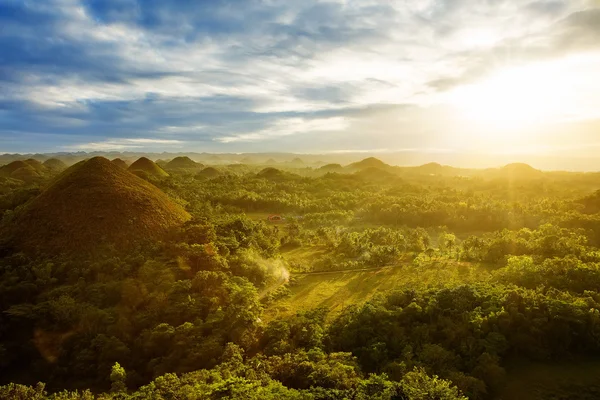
top-left (1, 156), bottom-right (600, 398)
top-left (128, 157), bottom-right (169, 179)
top-left (110, 159), bottom-right (129, 169)
top-left (165, 156), bottom-right (203, 171)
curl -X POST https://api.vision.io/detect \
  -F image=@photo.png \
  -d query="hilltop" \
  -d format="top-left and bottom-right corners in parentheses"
top-left (196, 167), bottom-right (221, 179)
top-left (498, 163), bottom-right (543, 179)
top-left (129, 157), bottom-right (169, 179)
top-left (0, 159), bottom-right (47, 182)
top-left (43, 158), bottom-right (67, 172)
top-left (318, 163), bottom-right (343, 172)
top-left (3, 157), bottom-right (190, 256)
top-left (165, 156), bottom-right (202, 170)
top-left (111, 158), bottom-right (129, 169)
top-left (347, 157), bottom-right (390, 171)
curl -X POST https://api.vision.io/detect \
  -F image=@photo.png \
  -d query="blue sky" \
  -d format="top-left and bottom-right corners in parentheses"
top-left (2, 0), bottom-right (600, 155)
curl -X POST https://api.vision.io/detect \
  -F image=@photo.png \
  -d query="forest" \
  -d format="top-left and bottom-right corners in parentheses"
top-left (2, 156), bottom-right (600, 399)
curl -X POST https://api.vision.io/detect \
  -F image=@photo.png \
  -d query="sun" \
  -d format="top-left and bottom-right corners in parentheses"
top-left (445, 56), bottom-right (588, 135)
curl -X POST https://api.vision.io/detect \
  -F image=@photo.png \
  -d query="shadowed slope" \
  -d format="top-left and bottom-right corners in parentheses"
top-left (4, 157), bottom-right (190, 256)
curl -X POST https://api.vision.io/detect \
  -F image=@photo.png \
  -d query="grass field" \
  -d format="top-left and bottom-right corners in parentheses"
top-left (264, 257), bottom-right (491, 322)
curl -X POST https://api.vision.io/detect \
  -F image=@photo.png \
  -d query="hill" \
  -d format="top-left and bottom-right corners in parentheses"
top-left (111, 158), bottom-right (129, 169)
top-left (318, 163), bottom-right (343, 172)
top-left (165, 156), bottom-right (202, 170)
top-left (354, 166), bottom-right (398, 182)
top-left (196, 167), bottom-right (221, 179)
top-left (43, 158), bottom-right (67, 172)
top-left (3, 157), bottom-right (190, 256)
top-left (258, 167), bottom-right (286, 180)
top-left (129, 157), bottom-right (169, 179)
top-left (499, 163), bottom-right (543, 179)
top-left (347, 157), bottom-right (390, 171)
top-left (0, 159), bottom-right (47, 182)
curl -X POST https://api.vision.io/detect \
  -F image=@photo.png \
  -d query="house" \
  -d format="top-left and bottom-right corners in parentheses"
top-left (267, 214), bottom-right (284, 222)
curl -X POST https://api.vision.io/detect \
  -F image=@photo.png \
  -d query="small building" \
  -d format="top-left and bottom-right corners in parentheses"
top-left (267, 214), bottom-right (284, 222)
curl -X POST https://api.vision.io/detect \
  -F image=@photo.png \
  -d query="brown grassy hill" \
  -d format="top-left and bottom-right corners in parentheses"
top-left (0, 159), bottom-right (48, 182)
top-left (165, 156), bottom-right (202, 170)
top-left (43, 158), bottom-right (67, 171)
top-left (318, 163), bottom-right (343, 172)
top-left (111, 158), bottom-right (129, 169)
top-left (196, 167), bottom-right (221, 179)
top-left (347, 157), bottom-right (390, 171)
top-left (3, 157), bottom-right (190, 256)
top-left (0, 159), bottom-right (47, 176)
top-left (10, 165), bottom-right (43, 182)
top-left (129, 157), bottom-right (169, 179)
top-left (501, 163), bottom-right (543, 178)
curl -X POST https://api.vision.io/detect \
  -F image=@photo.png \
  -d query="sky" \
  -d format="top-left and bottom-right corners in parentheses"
top-left (2, 0), bottom-right (600, 161)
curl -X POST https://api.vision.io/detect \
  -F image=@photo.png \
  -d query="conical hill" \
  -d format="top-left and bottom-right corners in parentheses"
top-left (129, 157), bottom-right (169, 179)
top-left (3, 157), bottom-right (190, 256)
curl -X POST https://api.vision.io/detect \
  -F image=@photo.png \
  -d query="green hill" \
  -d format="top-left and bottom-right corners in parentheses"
top-left (318, 163), bottom-right (343, 172)
top-left (3, 157), bottom-right (190, 256)
top-left (43, 158), bottom-right (67, 172)
top-left (499, 163), bottom-right (543, 179)
top-left (196, 167), bottom-right (221, 179)
top-left (165, 156), bottom-right (202, 170)
top-left (111, 158), bottom-right (129, 169)
top-left (347, 157), bottom-right (390, 171)
top-left (0, 159), bottom-right (48, 182)
top-left (129, 157), bottom-right (169, 179)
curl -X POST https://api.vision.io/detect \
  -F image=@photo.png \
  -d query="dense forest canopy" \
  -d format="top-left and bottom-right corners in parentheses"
top-left (2, 155), bottom-right (600, 399)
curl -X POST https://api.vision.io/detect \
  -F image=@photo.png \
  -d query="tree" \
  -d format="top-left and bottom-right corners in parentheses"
top-left (110, 362), bottom-right (127, 393)
top-left (400, 368), bottom-right (468, 400)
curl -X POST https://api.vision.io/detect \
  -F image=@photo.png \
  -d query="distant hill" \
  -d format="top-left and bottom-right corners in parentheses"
top-left (196, 167), bottom-right (221, 179)
top-left (499, 163), bottom-right (543, 179)
top-left (43, 158), bottom-right (67, 172)
top-left (415, 162), bottom-right (443, 174)
top-left (0, 159), bottom-right (48, 182)
top-left (257, 167), bottom-right (300, 180)
top-left (2, 157), bottom-right (190, 256)
top-left (347, 157), bottom-right (390, 171)
top-left (166, 156), bottom-right (202, 170)
top-left (129, 157), bottom-right (169, 179)
top-left (111, 158), bottom-right (129, 169)
top-left (354, 167), bottom-right (398, 182)
top-left (258, 167), bottom-right (285, 179)
top-left (318, 163), bottom-right (343, 172)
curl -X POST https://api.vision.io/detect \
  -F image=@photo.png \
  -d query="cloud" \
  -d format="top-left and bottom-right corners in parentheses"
top-left (1, 0), bottom-right (600, 154)
top-left (66, 138), bottom-right (184, 151)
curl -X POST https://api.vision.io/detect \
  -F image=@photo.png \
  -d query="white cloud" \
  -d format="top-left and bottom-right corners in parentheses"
top-left (66, 138), bottom-right (184, 151)
top-left (217, 117), bottom-right (348, 143)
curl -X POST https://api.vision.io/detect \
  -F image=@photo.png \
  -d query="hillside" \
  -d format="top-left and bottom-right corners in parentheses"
top-left (3, 157), bottom-right (190, 256)
top-left (129, 157), bottom-right (169, 179)
top-left (318, 163), bottom-right (343, 172)
top-left (196, 167), bottom-right (221, 179)
top-left (347, 157), bottom-right (390, 171)
top-left (165, 156), bottom-right (202, 170)
top-left (42, 158), bottom-right (67, 171)
top-left (0, 159), bottom-right (47, 182)
top-left (111, 158), bottom-right (129, 169)
top-left (499, 163), bottom-right (543, 179)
